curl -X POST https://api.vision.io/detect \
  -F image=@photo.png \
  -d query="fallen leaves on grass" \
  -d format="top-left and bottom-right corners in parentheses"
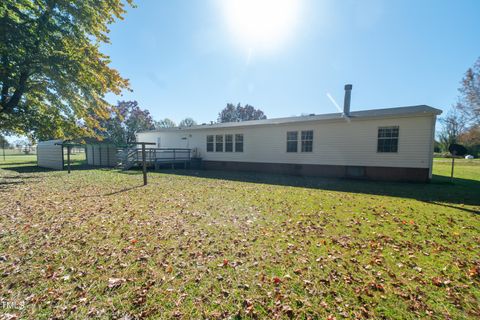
top-left (1, 161), bottom-right (479, 319)
top-left (108, 278), bottom-right (126, 289)
top-left (467, 265), bottom-right (480, 278)
top-left (432, 276), bottom-right (451, 287)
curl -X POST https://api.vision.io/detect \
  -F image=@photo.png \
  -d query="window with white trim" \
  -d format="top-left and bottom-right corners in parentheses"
top-left (206, 135), bottom-right (214, 152)
top-left (215, 135), bottom-right (223, 152)
top-left (235, 134), bottom-right (243, 152)
top-left (287, 131), bottom-right (298, 152)
top-left (225, 134), bottom-right (233, 152)
top-left (301, 130), bottom-right (313, 152)
top-left (377, 126), bottom-right (399, 152)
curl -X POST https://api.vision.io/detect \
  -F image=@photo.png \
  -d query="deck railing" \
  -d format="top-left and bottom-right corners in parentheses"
top-left (150, 148), bottom-right (191, 162)
top-left (119, 147), bottom-right (191, 170)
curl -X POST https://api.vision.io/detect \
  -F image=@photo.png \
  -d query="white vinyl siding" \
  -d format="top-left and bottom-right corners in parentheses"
top-left (136, 131), bottom-right (189, 149)
top-left (137, 114), bottom-right (436, 169)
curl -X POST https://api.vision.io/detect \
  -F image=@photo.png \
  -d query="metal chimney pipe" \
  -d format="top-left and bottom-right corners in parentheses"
top-left (343, 84), bottom-right (353, 116)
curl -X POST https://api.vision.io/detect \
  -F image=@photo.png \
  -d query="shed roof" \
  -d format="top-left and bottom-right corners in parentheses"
top-left (140, 105), bottom-right (442, 133)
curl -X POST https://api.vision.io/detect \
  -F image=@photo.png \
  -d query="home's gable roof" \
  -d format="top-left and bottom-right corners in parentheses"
top-left (140, 105), bottom-right (442, 133)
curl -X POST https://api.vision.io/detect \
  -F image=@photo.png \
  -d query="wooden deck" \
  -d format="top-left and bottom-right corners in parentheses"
top-left (119, 147), bottom-right (192, 170)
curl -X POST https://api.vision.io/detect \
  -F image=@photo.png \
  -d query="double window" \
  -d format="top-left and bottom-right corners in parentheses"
top-left (206, 134), bottom-right (244, 152)
top-left (287, 130), bottom-right (313, 152)
top-left (377, 126), bottom-right (399, 153)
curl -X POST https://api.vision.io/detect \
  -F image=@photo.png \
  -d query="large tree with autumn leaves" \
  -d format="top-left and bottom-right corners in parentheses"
top-left (0, 0), bottom-right (133, 140)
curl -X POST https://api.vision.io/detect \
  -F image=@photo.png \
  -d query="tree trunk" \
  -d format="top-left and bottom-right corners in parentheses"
top-left (1, 71), bottom-right (29, 113)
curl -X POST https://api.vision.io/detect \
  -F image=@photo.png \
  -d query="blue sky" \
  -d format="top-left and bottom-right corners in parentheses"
top-left (102, 0), bottom-right (480, 124)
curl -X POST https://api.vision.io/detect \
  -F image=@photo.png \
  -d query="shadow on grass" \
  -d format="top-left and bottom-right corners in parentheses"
top-left (155, 169), bottom-right (480, 214)
top-left (0, 180), bottom-right (25, 192)
top-left (1, 175), bottom-right (38, 179)
top-left (1, 165), bottom-right (54, 173)
top-left (79, 183), bottom-right (145, 198)
top-left (0, 160), bottom-right (38, 166)
top-left (104, 185), bottom-right (144, 196)
top-left (0, 180), bottom-right (24, 186)
top-left (3, 157), bottom-right (478, 214)
top-left (0, 163), bottom-right (111, 173)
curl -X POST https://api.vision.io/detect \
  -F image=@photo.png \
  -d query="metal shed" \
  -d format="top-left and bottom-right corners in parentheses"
top-left (37, 139), bottom-right (64, 170)
top-left (85, 144), bottom-right (117, 167)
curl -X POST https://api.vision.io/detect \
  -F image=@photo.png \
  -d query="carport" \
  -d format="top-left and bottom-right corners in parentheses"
top-left (37, 140), bottom-right (157, 185)
top-left (37, 140), bottom-right (118, 172)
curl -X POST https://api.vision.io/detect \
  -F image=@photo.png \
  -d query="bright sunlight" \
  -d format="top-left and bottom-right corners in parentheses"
top-left (220, 0), bottom-right (301, 52)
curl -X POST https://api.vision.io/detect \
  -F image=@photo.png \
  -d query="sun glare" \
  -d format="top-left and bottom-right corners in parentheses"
top-left (220, 0), bottom-right (301, 52)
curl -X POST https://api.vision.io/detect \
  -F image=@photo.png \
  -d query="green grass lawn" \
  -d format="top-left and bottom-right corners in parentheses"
top-left (0, 157), bottom-right (479, 319)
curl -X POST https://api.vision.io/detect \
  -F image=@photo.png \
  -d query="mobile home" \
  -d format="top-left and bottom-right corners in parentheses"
top-left (137, 86), bottom-right (441, 182)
